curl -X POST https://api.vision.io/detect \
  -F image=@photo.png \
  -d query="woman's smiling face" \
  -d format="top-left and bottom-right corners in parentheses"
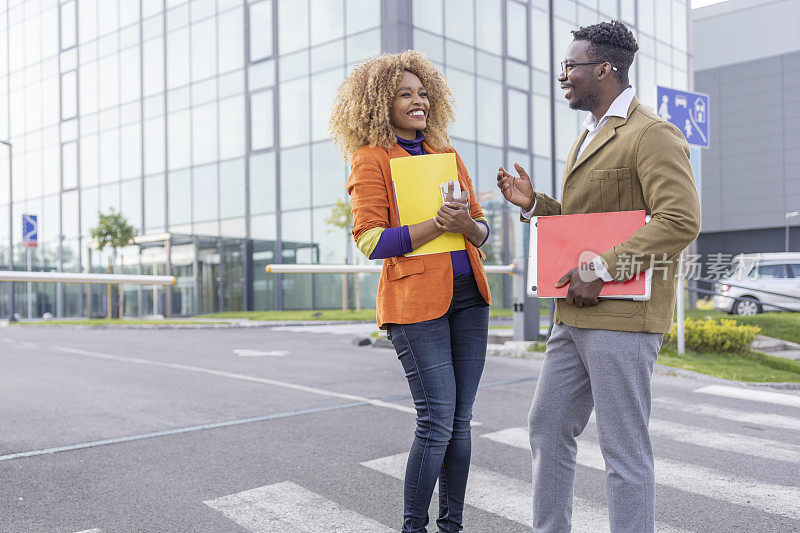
top-left (390, 70), bottom-right (430, 140)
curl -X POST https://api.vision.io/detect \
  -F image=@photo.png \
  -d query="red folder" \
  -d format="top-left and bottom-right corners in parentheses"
top-left (529, 210), bottom-right (650, 299)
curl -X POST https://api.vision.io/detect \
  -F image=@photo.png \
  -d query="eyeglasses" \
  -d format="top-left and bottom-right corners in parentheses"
top-left (560, 61), bottom-right (618, 77)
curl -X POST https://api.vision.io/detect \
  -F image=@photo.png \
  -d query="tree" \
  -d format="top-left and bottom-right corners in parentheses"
top-left (89, 208), bottom-right (138, 319)
top-left (324, 198), bottom-right (356, 311)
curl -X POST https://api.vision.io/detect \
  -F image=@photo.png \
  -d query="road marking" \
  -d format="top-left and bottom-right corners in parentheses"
top-left (47, 345), bottom-right (417, 415)
top-left (483, 427), bottom-right (800, 521)
top-left (648, 418), bottom-right (800, 463)
top-left (653, 397), bottom-right (800, 432)
top-left (694, 385), bottom-right (800, 409)
top-left (204, 481), bottom-right (397, 533)
top-left (362, 452), bottom-right (691, 533)
top-left (0, 401), bottom-right (367, 462)
top-left (74, 529), bottom-right (101, 533)
top-left (1, 337), bottom-right (15, 343)
top-left (20, 341), bottom-right (38, 349)
top-left (589, 410), bottom-right (800, 462)
top-left (233, 349), bottom-right (289, 357)
top-left (273, 324), bottom-right (380, 336)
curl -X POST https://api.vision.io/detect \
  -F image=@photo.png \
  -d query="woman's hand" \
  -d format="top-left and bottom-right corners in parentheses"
top-left (434, 180), bottom-right (473, 234)
top-left (497, 163), bottom-right (536, 211)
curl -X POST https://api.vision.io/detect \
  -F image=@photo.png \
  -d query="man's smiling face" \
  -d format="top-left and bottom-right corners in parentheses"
top-left (559, 40), bottom-right (602, 112)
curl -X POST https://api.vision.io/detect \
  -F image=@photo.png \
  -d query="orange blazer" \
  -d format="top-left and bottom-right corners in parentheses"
top-left (346, 142), bottom-right (492, 328)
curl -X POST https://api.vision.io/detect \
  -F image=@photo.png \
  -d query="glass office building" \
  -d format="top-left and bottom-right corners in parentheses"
top-left (0, 0), bottom-right (689, 318)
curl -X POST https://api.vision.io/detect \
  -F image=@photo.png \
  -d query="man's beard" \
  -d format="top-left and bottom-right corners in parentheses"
top-left (569, 86), bottom-right (600, 111)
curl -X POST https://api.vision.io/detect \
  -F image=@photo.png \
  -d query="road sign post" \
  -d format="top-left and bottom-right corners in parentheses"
top-left (656, 87), bottom-right (709, 354)
top-left (22, 214), bottom-right (37, 318)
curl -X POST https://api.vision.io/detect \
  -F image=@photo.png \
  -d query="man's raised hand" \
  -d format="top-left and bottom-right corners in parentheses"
top-left (496, 163), bottom-right (535, 211)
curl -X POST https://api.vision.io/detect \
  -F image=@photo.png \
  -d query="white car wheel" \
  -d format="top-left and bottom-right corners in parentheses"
top-left (733, 298), bottom-right (761, 316)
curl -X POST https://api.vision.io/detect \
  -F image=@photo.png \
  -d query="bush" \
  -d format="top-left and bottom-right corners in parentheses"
top-left (665, 318), bottom-right (760, 353)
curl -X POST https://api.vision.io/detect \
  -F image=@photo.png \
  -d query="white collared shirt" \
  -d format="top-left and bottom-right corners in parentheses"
top-left (522, 87), bottom-right (637, 282)
top-left (575, 85), bottom-right (635, 160)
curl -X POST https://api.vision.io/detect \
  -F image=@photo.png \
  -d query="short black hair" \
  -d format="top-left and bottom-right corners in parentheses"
top-left (571, 20), bottom-right (639, 85)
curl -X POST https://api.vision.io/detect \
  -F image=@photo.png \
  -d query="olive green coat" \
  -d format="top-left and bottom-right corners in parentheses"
top-left (527, 96), bottom-right (701, 333)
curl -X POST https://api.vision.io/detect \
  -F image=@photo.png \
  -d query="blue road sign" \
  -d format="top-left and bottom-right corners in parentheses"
top-left (22, 214), bottom-right (37, 248)
top-left (655, 86), bottom-right (709, 148)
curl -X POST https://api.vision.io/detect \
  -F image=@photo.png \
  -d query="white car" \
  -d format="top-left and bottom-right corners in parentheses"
top-left (712, 253), bottom-right (800, 316)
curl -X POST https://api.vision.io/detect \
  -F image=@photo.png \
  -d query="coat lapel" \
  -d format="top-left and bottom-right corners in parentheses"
top-left (565, 96), bottom-right (640, 178)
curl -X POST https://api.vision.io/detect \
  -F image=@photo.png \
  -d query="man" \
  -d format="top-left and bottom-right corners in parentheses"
top-left (496, 21), bottom-right (701, 533)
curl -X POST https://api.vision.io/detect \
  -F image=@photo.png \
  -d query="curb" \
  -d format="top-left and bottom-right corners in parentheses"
top-left (4, 319), bottom-right (376, 330)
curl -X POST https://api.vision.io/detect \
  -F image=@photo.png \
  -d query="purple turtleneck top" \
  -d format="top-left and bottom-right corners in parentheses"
top-left (368, 132), bottom-right (489, 276)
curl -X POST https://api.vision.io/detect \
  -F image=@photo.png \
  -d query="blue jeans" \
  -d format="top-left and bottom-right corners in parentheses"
top-left (387, 273), bottom-right (489, 533)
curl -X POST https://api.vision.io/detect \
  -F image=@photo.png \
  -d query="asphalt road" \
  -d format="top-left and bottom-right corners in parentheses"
top-left (1, 324), bottom-right (799, 532)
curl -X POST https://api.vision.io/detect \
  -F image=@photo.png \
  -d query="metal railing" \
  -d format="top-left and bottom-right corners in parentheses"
top-left (265, 264), bottom-right (514, 275)
top-left (0, 271), bottom-right (175, 285)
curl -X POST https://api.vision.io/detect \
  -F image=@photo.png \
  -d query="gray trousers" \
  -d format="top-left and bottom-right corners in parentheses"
top-left (528, 323), bottom-right (663, 533)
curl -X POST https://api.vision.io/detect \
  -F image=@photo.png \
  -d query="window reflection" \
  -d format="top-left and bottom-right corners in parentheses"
top-left (144, 116), bottom-right (166, 175)
top-left (60, 71), bottom-right (77, 119)
top-left (168, 109), bottom-right (191, 170)
top-left (250, 1), bottom-right (273, 61)
top-left (143, 37), bottom-right (165, 97)
top-left (168, 169), bottom-right (191, 225)
top-left (219, 95), bottom-right (246, 159)
top-left (476, 0), bottom-right (501, 54)
top-left (99, 128), bottom-right (120, 183)
top-left (60, 0), bottom-right (77, 50)
top-left (447, 69), bottom-right (475, 141)
top-left (192, 17), bottom-right (217, 82)
top-left (311, 68), bottom-right (343, 142)
top-left (193, 163), bottom-right (218, 222)
top-left (220, 158), bottom-right (246, 218)
top-left (279, 77), bottom-right (309, 147)
top-left (506, 0), bottom-right (527, 62)
top-left (311, 0), bottom-right (343, 46)
top-left (346, 0), bottom-right (380, 34)
top-left (250, 151), bottom-right (276, 215)
top-left (280, 145), bottom-right (310, 211)
top-left (311, 141), bottom-right (345, 207)
top-left (218, 7), bottom-right (245, 73)
top-left (167, 27), bottom-right (190, 89)
top-left (121, 123), bottom-right (142, 180)
top-left (445, 0), bottom-right (474, 45)
top-left (192, 101), bottom-right (218, 166)
top-left (477, 78), bottom-right (502, 147)
top-left (61, 190), bottom-right (79, 237)
top-left (278, 0), bottom-right (308, 54)
top-left (250, 89), bottom-right (274, 151)
top-left (121, 178), bottom-right (142, 229)
top-left (144, 173), bottom-right (166, 231)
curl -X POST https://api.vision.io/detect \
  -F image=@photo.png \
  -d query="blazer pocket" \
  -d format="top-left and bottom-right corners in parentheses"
top-left (386, 256), bottom-right (425, 281)
top-left (591, 168), bottom-right (633, 212)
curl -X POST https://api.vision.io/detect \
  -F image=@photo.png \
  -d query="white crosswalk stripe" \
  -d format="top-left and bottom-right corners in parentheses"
top-left (482, 427), bottom-right (800, 521)
top-left (647, 417), bottom-right (800, 463)
top-left (653, 397), bottom-right (800, 432)
top-left (694, 385), bottom-right (800, 409)
top-left (203, 481), bottom-right (397, 533)
top-left (361, 452), bottom-right (691, 533)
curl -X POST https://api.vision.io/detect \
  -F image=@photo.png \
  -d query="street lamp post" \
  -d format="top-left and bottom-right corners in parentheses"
top-left (0, 140), bottom-right (12, 319)
top-left (786, 211), bottom-right (799, 252)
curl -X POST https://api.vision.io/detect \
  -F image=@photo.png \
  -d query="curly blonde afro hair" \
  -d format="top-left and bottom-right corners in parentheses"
top-left (328, 50), bottom-right (456, 161)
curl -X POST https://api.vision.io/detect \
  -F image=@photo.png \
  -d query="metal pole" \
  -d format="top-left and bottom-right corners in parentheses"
top-left (677, 252), bottom-right (685, 354)
top-left (1, 140), bottom-right (12, 319)
top-left (26, 247), bottom-right (31, 318)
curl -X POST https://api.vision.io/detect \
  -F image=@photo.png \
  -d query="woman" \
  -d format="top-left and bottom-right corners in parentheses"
top-left (329, 51), bottom-right (492, 533)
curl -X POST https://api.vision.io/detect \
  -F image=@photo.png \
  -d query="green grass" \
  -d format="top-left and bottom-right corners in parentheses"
top-left (657, 346), bottom-right (800, 383)
top-left (527, 342), bottom-right (547, 352)
top-left (13, 319), bottom-right (227, 326)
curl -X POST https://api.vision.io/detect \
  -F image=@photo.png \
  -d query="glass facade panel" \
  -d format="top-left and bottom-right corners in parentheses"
top-left (121, 178), bottom-right (142, 229)
top-left (475, 0), bottom-right (501, 54)
top-left (219, 158), bottom-right (246, 218)
top-left (60, 70), bottom-right (77, 119)
top-left (506, 1), bottom-right (528, 62)
top-left (168, 109), bottom-right (191, 169)
top-left (60, 0), bottom-right (77, 50)
top-left (193, 163), bottom-right (218, 221)
top-left (280, 145), bottom-right (310, 211)
top-left (144, 173), bottom-right (166, 231)
top-left (168, 169), bottom-right (191, 225)
top-left (279, 77), bottom-right (310, 147)
top-left (167, 27), bottom-right (190, 89)
top-left (250, 89), bottom-right (274, 151)
top-left (447, 68), bottom-right (475, 140)
top-left (445, 0), bottom-right (474, 45)
top-left (250, 151), bottom-right (276, 215)
top-left (311, 0), bottom-right (343, 46)
top-left (192, 17), bottom-right (217, 82)
top-left (311, 68), bottom-right (343, 142)
top-left (311, 141), bottom-right (345, 208)
top-left (249, 1), bottom-right (273, 61)
top-left (278, 0), bottom-right (308, 54)
top-left (192, 101), bottom-right (218, 165)
top-left (477, 79), bottom-right (502, 147)
top-left (218, 7), bottom-right (245, 73)
top-left (219, 95), bottom-right (246, 159)
top-left (346, 0), bottom-right (380, 34)
top-left (61, 142), bottom-right (78, 190)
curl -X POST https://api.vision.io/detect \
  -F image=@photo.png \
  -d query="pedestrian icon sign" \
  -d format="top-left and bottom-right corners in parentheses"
top-left (22, 214), bottom-right (38, 248)
top-left (655, 86), bottom-right (709, 148)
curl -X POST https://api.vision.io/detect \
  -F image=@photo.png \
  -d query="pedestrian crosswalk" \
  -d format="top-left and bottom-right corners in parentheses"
top-left (74, 385), bottom-right (800, 533)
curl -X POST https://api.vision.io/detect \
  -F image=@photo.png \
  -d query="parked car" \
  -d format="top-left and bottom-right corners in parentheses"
top-left (712, 253), bottom-right (800, 316)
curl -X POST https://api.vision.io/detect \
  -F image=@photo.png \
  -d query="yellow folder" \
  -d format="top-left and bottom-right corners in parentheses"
top-left (390, 153), bottom-right (466, 256)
